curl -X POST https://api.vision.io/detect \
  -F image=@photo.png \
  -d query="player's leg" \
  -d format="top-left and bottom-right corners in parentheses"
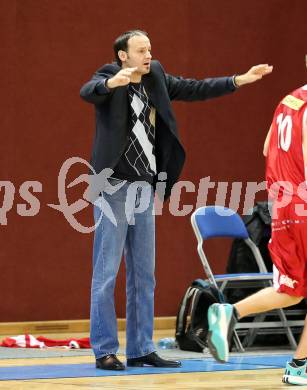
top-left (235, 286), bottom-right (303, 317)
top-left (207, 287), bottom-right (303, 363)
top-left (295, 315), bottom-right (307, 359)
top-left (207, 204), bottom-right (304, 363)
top-left (282, 206), bottom-right (307, 385)
top-left (283, 316), bottom-right (307, 385)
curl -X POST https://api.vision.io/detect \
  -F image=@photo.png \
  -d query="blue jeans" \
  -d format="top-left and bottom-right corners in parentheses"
top-left (90, 179), bottom-right (156, 359)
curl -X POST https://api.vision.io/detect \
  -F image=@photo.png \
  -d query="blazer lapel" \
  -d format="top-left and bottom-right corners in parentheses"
top-left (142, 75), bottom-right (170, 125)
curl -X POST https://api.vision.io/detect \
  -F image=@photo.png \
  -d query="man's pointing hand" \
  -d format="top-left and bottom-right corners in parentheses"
top-left (107, 67), bottom-right (138, 88)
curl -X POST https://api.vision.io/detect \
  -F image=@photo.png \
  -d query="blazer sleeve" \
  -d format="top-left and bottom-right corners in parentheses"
top-left (165, 73), bottom-right (237, 102)
top-left (80, 65), bottom-right (116, 104)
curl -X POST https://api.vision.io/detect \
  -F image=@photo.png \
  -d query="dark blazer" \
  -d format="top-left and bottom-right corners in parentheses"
top-left (80, 60), bottom-right (236, 200)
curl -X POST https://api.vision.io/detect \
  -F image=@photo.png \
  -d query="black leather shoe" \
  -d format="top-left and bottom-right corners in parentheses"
top-left (127, 352), bottom-right (181, 368)
top-left (96, 354), bottom-right (125, 370)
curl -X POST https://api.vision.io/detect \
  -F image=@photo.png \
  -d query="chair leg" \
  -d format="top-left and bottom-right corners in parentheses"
top-left (276, 308), bottom-right (298, 349)
top-left (242, 313), bottom-right (266, 348)
top-left (265, 280), bottom-right (297, 349)
top-left (232, 329), bottom-right (245, 352)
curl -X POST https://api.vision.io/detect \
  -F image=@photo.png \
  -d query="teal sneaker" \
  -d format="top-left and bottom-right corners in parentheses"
top-left (207, 303), bottom-right (234, 363)
top-left (282, 360), bottom-right (307, 385)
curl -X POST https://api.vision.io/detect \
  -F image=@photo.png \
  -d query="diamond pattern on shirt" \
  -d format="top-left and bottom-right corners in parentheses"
top-left (125, 83), bottom-right (156, 176)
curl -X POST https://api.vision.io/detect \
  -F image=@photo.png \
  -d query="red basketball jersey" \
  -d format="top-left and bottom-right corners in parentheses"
top-left (266, 85), bottom-right (307, 199)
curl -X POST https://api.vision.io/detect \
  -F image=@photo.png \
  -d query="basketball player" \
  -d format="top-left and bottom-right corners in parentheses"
top-left (207, 60), bottom-right (307, 386)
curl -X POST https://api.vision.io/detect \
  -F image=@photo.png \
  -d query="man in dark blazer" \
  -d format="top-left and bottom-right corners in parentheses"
top-left (80, 29), bottom-right (272, 370)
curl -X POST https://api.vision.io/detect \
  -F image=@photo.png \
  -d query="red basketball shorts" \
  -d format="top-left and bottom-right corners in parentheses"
top-left (269, 200), bottom-right (307, 297)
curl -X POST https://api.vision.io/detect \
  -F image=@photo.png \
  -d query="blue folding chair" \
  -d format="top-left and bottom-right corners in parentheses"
top-left (191, 205), bottom-right (300, 350)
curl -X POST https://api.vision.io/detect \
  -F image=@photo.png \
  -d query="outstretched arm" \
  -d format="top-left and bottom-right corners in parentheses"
top-left (303, 107), bottom-right (307, 177)
top-left (166, 63), bottom-right (273, 101)
top-left (234, 64), bottom-right (273, 87)
top-left (263, 126), bottom-right (272, 157)
top-left (165, 74), bottom-right (236, 101)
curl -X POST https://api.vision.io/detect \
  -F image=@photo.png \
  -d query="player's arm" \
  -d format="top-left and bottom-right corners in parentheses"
top-left (302, 107), bottom-right (307, 169)
top-left (263, 125), bottom-right (272, 157)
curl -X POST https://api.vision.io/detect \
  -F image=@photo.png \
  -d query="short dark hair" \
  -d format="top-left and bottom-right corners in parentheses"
top-left (113, 30), bottom-right (148, 66)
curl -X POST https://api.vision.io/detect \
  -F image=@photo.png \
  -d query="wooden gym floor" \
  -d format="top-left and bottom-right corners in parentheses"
top-left (0, 328), bottom-right (290, 390)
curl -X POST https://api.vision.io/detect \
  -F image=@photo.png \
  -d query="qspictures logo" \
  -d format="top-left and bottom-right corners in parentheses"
top-left (1, 156), bottom-right (307, 233)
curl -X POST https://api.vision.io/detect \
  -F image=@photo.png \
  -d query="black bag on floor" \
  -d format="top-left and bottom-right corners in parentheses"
top-left (175, 279), bottom-right (224, 352)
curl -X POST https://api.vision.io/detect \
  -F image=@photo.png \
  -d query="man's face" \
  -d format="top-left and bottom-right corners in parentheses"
top-left (120, 34), bottom-right (152, 74)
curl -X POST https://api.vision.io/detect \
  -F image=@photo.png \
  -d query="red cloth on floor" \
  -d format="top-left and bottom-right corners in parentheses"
top-left (0, 334), bottom-right (91, 349)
